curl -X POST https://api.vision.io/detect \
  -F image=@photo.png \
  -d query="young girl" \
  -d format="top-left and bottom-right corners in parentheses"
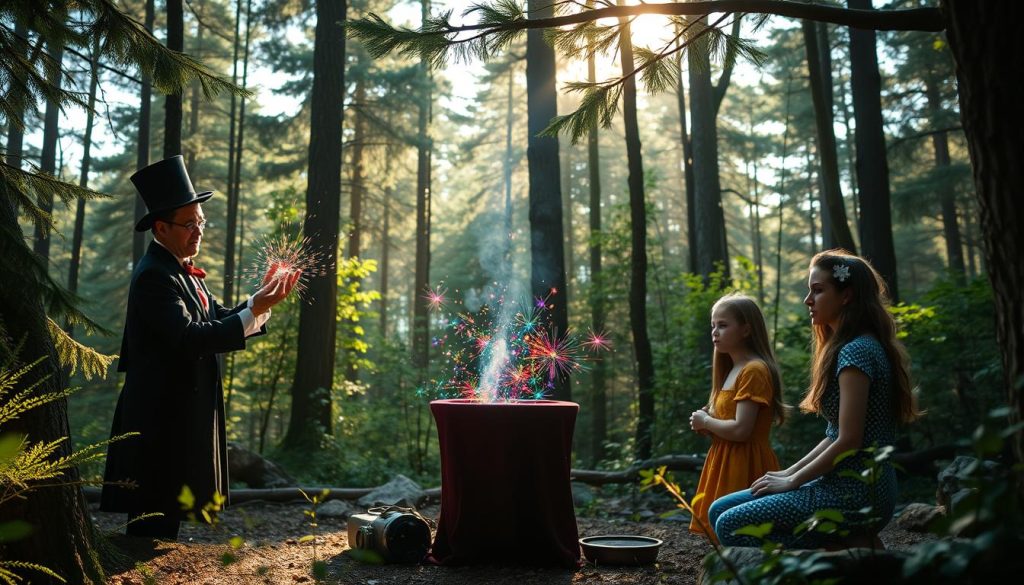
top-left (688, 293), bottom-right (785, 541)
top-left (708, 250), bottom-right (917, 549)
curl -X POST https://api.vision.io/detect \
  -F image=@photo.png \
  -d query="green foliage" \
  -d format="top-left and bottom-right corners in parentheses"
top-left (336, 257), bottom-right (382, 375)
top-left (894, 277), bottom-right (1003, 443)
top-left (0, 357), bottom-right (125, 584)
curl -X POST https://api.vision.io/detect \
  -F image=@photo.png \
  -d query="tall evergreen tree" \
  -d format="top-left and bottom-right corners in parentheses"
top-left (616, 12), bottom-right (656, 460)
top-left (283, 0), bottom-right (347, 451)
top-left (526, 0), bottom-right (570, 400)
top-left (848, 0), bottom-right (898, 300)
top-left (803, 19), bottom-right (857, 252)
top-left (164, 0), bottom-right (184, 157)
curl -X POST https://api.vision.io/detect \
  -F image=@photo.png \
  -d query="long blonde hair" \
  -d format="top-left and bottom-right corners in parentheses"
top-left (709, 293), bottom-right (786, 425)
top-left (799, 249), bottom-right (918, 423)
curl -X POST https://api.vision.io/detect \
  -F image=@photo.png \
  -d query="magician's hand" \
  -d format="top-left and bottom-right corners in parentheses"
top-left (252, 269), bottom-right (302, 316)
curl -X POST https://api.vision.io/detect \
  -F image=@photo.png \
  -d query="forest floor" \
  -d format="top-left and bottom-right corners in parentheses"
top-left (92, 495), bottom-right (938, 585)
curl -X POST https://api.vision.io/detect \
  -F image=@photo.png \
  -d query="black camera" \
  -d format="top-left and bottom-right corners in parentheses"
top-left (346, 507), bottom-right (432, 563)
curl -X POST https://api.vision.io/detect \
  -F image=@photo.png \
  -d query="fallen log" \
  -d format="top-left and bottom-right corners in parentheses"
top-left (570, 454), bottom-right (705, 486)
top-left (82, 485), bottom-right (443, 505)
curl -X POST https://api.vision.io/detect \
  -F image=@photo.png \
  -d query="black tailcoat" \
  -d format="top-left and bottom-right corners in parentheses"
top-left (101, 241), bottom-right (261, 519)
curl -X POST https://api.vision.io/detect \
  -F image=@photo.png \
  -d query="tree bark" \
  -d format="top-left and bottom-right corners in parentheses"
top-left (379, 181), bottom-right (391, 338)
top-left (67, 36), bottom-right (102, 337)
top-left (803, 19), bottom-right (857, 253)
top-left (616, 13), bottom-right (655, 461)
top-left (134, 0), bottom-right (155, 266)
top-left (676, 46), bottom-right (697, 273)
top-left (0, 191), bottom-right (102, 585)
top-left (526, 0), bottom-right (570, 400)
top-left (33, 43), bottom-right (63, 263)
top-left (688, 17), bottom-right (729, 281)
top-left (942, 0), bottom-right (1024, 502)
top-left (3, 20), bottom-right (28, 172)
top-left (283, 0), bottom-right (346, 451)
top-left (848, 0), bottom-right (898, 300)
top-left (411, 0), bottom-right (432, 372)
top-left (347, 78), bottom-right (366, 260)
top-left (223, 0), bottom-right (245, 306)
top-left (163, 0), bottom-right (184, 158)
top-left (925, 75), bottom-right (966, 281)
top-left (587, 49), bottom-right (607, 465)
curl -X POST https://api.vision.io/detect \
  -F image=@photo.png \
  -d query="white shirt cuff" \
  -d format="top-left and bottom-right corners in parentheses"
top-left (241, 296), bottom-right (271, 337)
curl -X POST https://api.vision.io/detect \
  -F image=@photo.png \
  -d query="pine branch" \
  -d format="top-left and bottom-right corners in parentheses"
top-left (46, 319), bottom-right (116, 381)
top-left (90, 0), bottom-right (250, 99)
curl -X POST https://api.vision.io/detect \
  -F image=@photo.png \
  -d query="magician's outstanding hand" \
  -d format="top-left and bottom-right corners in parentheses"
top-left (252, 268), bottom-right (301, 316)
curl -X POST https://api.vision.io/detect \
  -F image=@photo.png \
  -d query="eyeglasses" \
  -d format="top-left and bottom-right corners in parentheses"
top-left (163, 219), bottom-right (209, 232)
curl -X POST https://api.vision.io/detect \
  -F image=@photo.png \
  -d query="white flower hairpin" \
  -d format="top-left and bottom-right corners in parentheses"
top-left (833, 263), bottom-right (851, 283)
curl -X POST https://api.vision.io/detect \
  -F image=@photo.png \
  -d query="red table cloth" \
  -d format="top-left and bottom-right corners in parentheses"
top-left (428, 399), bottom-right (581, 567)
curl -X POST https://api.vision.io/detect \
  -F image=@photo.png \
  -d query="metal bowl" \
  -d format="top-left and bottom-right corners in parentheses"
top-left (579, 535), bottom-right (663, 565)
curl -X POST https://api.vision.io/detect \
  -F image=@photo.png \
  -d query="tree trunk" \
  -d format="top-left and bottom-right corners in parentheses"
top-left (803, 19), bottom-right (857, 253)
top-left (379, 181), bottom-right (391, 338)
top-left (226, 0), bottom-right (253, 306)
top-left (348, 78), bottom-right (366, 260)
top-left (163, 0), bottom-right (184, 158)
top-left (283, 0), bottom-right (346, 451)
top-left (187, 10), bottom-right (202, 169)
top-left (617, 13), bottom-right (656, 461)
top-left (925, 76), bottom-right (966, 282)
top-left (688, 17), bottom-right (729, 280)
top-left (504, 63), bottom-right (515, 255)
top-left (848, 0), bottom-right (898, 300)
top-left (942, 0), bottom-right (1024, 502)
top-left (223, 0), bottom-right (244, 306)
top-left (0, 192), bottom-right (102, 585)
top-left (526, 0), bottom-right (570, 400)
top-left (133, 0), bottom-right (155, 266)
top-left (411, 0), bottom-right (432, 372)
top-left (587, 49), bottom-right (607, 465)
top-left (67, 36), bottom-right (102, 337)
top-left (33, 43), bottom-right (63, 263)
top-left (4, 20), bottom-right (28, 172)
top-left (676, 46), bottom-right (697, 273)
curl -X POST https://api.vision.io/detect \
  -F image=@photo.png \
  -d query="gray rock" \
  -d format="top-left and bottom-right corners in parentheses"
top-left (227, 441), bottom-right (296, 488)
top-left (896, 502), bottom-right (944, 532)
top-left (317, 499), bottom-right (353, 519)
top-left (357, 475), bottom-right (425, 509)
top-left (936, 456), bottom-right (998, 513)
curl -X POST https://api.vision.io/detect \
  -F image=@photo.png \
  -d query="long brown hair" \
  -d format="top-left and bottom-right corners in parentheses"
top-left (799, 249), bottom-right (918, 423)
top-left (709, 293), bottom-right (786, 425)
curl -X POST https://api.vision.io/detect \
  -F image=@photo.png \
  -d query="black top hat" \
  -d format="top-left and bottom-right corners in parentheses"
top-left (131, 155), bottom-right (214, 232)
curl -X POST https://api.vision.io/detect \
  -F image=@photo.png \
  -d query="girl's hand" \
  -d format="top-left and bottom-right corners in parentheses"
top-left (750, 473), bottom-right (797, 496)
top-left (690, 409), bottom-right (709, 431)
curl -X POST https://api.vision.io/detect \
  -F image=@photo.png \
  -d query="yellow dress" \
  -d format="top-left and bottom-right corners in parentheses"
top-left (689, 361), bottom-right (780, 541)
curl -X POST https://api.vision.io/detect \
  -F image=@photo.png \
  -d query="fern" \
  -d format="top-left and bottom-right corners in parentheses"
top-left (0, 561), bottom-right (67, 584)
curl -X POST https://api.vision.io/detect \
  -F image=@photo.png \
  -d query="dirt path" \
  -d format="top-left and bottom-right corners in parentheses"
top-left (94, 501), bottom-right (934, 585)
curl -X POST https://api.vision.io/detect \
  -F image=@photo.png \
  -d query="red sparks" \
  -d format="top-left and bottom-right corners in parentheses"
top-left (423, 285), bottom-right (448, 312)
top-left (584, 329), bottom-right (612, 352)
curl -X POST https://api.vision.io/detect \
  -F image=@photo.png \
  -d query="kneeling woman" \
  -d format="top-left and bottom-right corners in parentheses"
top-left (708, 250), bottom-right (918, 549)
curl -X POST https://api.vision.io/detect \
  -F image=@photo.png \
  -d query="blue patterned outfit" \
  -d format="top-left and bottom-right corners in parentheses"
top-left (708, 335), bottom-right (898, 548)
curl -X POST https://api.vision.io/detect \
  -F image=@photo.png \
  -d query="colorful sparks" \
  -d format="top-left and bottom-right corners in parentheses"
top-left (583, 329), bottom-right (612, 352)
top-left (424, 285), bottom-right (448, 312)
top-left (245, 233), bottom-right (332, 302)
top-left (423, 285), bottom-right (611, 403)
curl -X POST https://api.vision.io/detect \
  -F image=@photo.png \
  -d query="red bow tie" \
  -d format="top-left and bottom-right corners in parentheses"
top-left (184, 263), bottom-right (206, 279)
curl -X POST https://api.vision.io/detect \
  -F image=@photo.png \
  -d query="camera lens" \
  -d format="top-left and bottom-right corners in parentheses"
top-left (382, 514), bottom-right (431, 563)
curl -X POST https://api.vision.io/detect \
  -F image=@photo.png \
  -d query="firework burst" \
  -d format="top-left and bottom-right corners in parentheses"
top-left (420, 284), bottom-right (612, 403)
top-left (423, 285), bottom-right (448, 312)
top-left (245, 233), bottom-right (332, 302)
